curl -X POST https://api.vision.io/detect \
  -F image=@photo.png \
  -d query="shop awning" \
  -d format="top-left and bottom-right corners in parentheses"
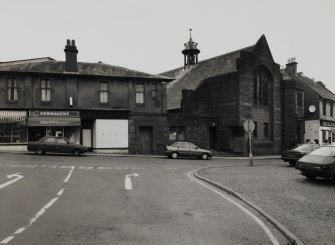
top-left (0, 111), bottom-right (27, 124)
top-left (28, 117), bottom-right (81, 127)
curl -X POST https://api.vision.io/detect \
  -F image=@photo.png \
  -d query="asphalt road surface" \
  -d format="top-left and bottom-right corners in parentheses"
top-left (0, 153), bottom-right (287, 245)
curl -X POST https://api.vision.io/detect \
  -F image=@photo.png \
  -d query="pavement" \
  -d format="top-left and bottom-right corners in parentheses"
top-left (196, 159), bottom-right (335, 245)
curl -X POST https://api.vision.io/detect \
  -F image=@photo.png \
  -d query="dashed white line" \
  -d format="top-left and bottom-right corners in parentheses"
top-left (79, 166), bottom-right (94, 170)
top-left (115, 167), bottom-right (129, 170)
top-left (0, 236), bottom-right (14, 244)
top-left (63, 167), bottom-right (75, 183)
top-left (97, 167), bottom-right (113, 170)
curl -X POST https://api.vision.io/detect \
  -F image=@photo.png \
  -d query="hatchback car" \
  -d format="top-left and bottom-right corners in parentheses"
top-left (295, 146), bottom-right (335, 180)
top-left (281, 144), bottom-right (320, 166)
top-left (165, 142), bottom-right (212, 160)
top-left (27, 136), bottom-right (88, 156)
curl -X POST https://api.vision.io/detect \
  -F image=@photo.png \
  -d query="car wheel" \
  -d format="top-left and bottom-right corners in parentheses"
top-left (201, 153), bottom-right (209, 160)
top-left (171, 152), bottom-right (178, 159)
top-left (306, 174), bottom-right (316, 180)
top-left (35, 149), bottom-right (44, 155)
top-left (289, 161), bottom-right (296, 167)
top-left (73, 149), bottom-right (81, 157)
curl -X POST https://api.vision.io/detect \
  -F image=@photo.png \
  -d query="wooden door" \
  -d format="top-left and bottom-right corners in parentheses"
top-left (139, 127), bottom-right (153, 154)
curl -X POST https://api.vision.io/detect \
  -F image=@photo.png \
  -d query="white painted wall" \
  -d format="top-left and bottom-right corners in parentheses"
top-left (304, 120), bottom-right (320, 142)
top-left (93, 119), bottom-right (128, 148)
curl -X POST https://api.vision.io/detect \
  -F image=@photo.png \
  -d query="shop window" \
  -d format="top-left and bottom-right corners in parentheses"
top-left (136, 83), bottom-right (144, 104)
top-left (322, 130), bottom-right (327, 143)
top-left (169, 126), bottom-right (186, 141)
top-left (264, 122), bottom-right (269, 138)
top-left (0, 123), bottom-right (27, 144)
top-left (7, 78), bottom-right (18, 102)
top-left (253, 66), bottom-right (271, 106)
top-left (41, 79), bottom-right (51, 102)
top-left (99, 81), bottom-right (109, 104)
top-left (332, 133), bottom-right (335, 142)
top-left (297, 92), bottom-right (303, 107)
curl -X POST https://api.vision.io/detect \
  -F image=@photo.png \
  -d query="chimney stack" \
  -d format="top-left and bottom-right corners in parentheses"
top-left (285, 57), bottom-right (297, 76)
top-left (64, 39), bottom-right (78, 72)
top-left (317, 81), bottom-right (326, 88)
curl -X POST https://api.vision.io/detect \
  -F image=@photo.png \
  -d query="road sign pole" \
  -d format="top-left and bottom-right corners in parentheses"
top-left (249, 131), bottom-right (253, 166)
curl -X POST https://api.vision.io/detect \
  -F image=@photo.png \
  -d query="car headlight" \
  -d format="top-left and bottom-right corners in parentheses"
top-left (320, 165), bottom-right (330, 170)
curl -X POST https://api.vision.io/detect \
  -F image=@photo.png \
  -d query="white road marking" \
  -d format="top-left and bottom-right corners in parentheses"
top-left (131, 167), bottom-right (145, 170)
top-left (125, 173), bottom-right (139, 190)
top-left (63, 166), bottom-right (75, 183)
top-left (188, 171), bottom-right (280, 245)
top-left (0, 167), bottom-right (74, 244)
top-left (79, 166), bottom-right (94, 170)
top-left (97, 167), bottom-right (113, 170)
top-left (60, 166), bottom-right (73, 169)
top-left (166, 167), bottom-right (177, 170)
top-left (0, 173), bottom-right (24, 190)
top-left (0, 236), bottom-right (14, 244)
top-left (116, 167), bottom-right (129, 170)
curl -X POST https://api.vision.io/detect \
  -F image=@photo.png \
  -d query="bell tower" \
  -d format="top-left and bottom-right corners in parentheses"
top-left (182, 29), bottom-right (200, 69)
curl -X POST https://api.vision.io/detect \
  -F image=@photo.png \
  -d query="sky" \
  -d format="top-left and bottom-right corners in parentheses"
top-left (1, 0), bottom-right (334, 92)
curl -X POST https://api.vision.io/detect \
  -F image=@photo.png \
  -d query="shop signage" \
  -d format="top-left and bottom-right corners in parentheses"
top-left (320, 120), bottom-right (335, 128)
top-left (29, 110), bottom-right (79, 117)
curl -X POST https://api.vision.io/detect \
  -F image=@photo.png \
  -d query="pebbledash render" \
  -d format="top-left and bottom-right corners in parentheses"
top-left (0, 39), bottom-right (172, 154)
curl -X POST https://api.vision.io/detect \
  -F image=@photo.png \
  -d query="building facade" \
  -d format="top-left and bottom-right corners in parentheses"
top-left (161, 35), bottom-right (282, 155)
top-left (0, 40), bottom-right (172, 154)
top-left (282, 61), bottom-right (335, 145)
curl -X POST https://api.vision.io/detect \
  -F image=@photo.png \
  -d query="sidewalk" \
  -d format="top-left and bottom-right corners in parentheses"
top-left (196, 162), bottom-right (335, 245)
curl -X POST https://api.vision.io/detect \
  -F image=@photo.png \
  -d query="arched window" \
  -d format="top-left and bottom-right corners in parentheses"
top-left (252, 66), bottom-right (271, 106)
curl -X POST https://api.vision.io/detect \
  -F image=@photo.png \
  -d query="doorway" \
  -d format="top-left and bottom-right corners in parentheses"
top-left (139, 127), bottom-right (153, 154)
top-left (209, 127), bottom-right (217, 150)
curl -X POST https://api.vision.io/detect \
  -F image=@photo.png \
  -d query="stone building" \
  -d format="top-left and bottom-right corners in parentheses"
top-left (161, 34), bottom-right (282, 155)
top-left (0, 39), bottom-right (172, 154)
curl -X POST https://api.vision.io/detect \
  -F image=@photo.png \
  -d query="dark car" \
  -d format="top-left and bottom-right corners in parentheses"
top-left (295, 146), bottom-right (335, 180)
top-left (165, 142), bottom-right (212, 160)
top-left (27, 136), bottom-right (88, 156)
top-left (281, 144), bottom-right (320, 166)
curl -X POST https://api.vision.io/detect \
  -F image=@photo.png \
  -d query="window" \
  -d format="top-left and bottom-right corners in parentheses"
top-left (41, 79), bottom-right (51, 102)
top-left (136, 83), bottom-right (144, 104)
top-left (252, 66), bottom-right (271, 106)
top-left (253, 122), bottom-right (258, 138)
top-left (322, 130), bottom-right (327, 143)
top-left (56, 138), bottom-right (68, 144)
top-left (187, 142), bottom-right (197, 149)
top-left (297, 92), bottom-right (303, 107)
top-left (43, 137), bottom-right (56, 143)
top-left (151, 83), bottom-right (158, 105)
top-left (323, 100), bottom-right (327, 116)
top-left (331, 103), bottom-right (333, 117)
top-left (0, 123), bottom-right (27, 144)
top-left (169, 126), bottom-right (186, 141)
top-left (264, 123), bottom-right (269, 138)
top-left (7, 78), bottom-right (18, 101)
top-left (99, 81), bottom-right (109, 104)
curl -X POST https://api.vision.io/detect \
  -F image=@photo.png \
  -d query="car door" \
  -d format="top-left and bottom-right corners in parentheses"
top-left (56, 138), bottom-right (71, 153)
top-left (43, 137), bottom-right (57, 153)
top-left (187, 142), bottom-right (200, 157)
top-left (177, 142), bottom-right (189, 157)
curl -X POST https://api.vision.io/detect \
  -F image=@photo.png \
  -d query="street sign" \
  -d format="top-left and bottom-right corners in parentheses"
top-left (243, 119), bottom-right (255, 132)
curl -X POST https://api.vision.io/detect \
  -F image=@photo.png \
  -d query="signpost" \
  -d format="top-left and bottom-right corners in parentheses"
top-left (243, 119), bottom-right (255, 166)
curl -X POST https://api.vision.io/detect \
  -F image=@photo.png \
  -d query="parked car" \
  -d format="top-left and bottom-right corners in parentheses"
top-left (295, 146), bottom-right (335, 180)
top-left (27, 136), bottom-right (88, 156)
top-left (281, 144), bottom-right (320, 166)
top-left (165, 142), bottom-right (212, 160)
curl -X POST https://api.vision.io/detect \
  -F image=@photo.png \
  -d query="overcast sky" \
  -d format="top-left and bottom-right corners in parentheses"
top-left (1, 0), bottom-right (334, 92)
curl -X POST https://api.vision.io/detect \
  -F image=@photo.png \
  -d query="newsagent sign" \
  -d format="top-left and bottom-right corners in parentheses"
top-left (28, 110), bottom-right (80, 127)
top-left (29, 110), bottom-right (80, 117)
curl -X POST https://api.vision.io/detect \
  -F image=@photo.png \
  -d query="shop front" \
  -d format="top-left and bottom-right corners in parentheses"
top-left (28, 110), bottom-right (81, 144)
top-left (0, 110), bottom-right (28, 151)
top-left (320, 120), bottom-right (335, 144)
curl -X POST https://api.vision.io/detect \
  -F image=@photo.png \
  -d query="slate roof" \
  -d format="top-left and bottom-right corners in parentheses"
top-left (160, 41), bottom-right (259, 110)
top-left (283, 72), bottom-right (335, 101)
top-left (0, 58), bottom-right (172, 81)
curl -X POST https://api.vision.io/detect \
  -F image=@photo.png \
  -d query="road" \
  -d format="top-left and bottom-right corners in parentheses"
top-left (0, 153), bottom-right (287, 245)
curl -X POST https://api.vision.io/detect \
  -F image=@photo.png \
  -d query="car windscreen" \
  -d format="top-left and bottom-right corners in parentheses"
top-left (294, 145), bottom-right (314, 151)
top-left (309, 147), bottom-right (335, 157)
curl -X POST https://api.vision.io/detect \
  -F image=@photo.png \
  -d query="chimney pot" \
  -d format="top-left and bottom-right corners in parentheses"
top-left (71, 40), bottom-right (76, 46)
top-left (67, 39), bottom-right (71, 46)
